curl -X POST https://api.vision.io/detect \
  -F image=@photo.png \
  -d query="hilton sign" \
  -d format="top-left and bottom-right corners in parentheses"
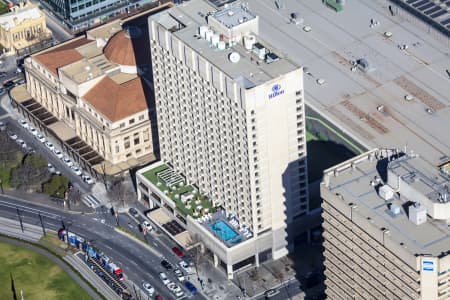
top-left (268, 84), bottom-right (285, 100)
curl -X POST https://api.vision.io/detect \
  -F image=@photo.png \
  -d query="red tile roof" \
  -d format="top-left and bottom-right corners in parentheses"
top-left (34, 38), bottom-right (92, 75)
top-left (83, 76), bottom-right (149, 122)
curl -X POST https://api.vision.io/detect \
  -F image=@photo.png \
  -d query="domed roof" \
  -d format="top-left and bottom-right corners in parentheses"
top-left (104, 27), bottom-right (143, 66)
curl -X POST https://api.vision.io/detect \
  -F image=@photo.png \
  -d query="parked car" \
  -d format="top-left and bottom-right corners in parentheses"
top-left (0, 71), bottom-right (7, 78)
top-left (53, 148), bottom-right (63, 159)
top-left (71, 165), bottom-right (82, 176)
top-left (129, 207), bottom-right (139, 218)
top-left (48, 163), bottom-right (56, 174)
top-left (155, 295), bottom-right (163, 300)
top-left (16, 138), bottom-right (25, 146)
top-left (18, 119), bottom-right (28, 128)
top-left (159, 272), bottom-right (170, 285)
top-left (264, 289), bottom-right (280, 298)
top-left (174, 290), bottom-right (184, 298)
top-left (173, 269), bottom-right (184, 282)
top-left (184, 281), bottom-right (197, 295)
top-left (45, 141), bottom-right (54, 150)
top-left (142, 220), bottom-right (152, 231)
top-left (0, 88), bottom-right (5, 96)
top-left (36, 133), bottom-right (46, 143)
top-left (0, 121), bottom-right (6, 131)
top-left (142, 282), bottom-right (154, 296)
top-left (178, 260), bottom-right (192, 273)
top-left (62, 157), bottom-right (73, 167)
top-left (166, 281), bottom-right (176, 292)
top-left (172, 247), bottom-right (184, 257)
top-left (161, 260), bottom-right (172, 271)
top-left (8, 131), bottom-right (17, 140)
top-left (81, 174), bottom-right (94, 184)
top-left (3, 81), bottom-right (16, 89)
top-left (29, 127), bottom-right (38, 136)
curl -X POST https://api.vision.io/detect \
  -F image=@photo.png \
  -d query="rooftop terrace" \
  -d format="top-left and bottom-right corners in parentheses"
top-left (142, 164), bottom-right (216, 218)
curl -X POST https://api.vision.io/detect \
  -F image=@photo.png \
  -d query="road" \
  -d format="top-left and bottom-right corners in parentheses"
top-left (29, 0), bottom-right (73, 43)
top-left (0, 195), bottom-right (206, 300)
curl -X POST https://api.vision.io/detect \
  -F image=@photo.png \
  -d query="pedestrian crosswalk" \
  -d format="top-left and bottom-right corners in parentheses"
top-left (82, 194), bottom-right (102, 208)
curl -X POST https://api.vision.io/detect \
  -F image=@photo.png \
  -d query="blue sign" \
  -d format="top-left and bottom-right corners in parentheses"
top-left (268, 83), bottom-right (285, 99)
top-left (422, 260), bottom-right (435, 272)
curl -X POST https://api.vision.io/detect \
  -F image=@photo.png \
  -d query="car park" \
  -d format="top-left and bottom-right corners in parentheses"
top-left (142, 282), bottom-right (155, 296)
top-left (8, 131), bottom-right (17, 140)
top-left (172, 247), bottom-right (184, 257)
top-left (36, 133), bottom-right (46, 143)
top-left (159, 272), bottom-right (170, 285)
top-left (71, 165), bottom-right (82, 176)
top-left (53, 148), bottom-right (63, 158)
top-left (184, 281), bottom-right (197, 295)
top-left (45, 141), bottom-right (54, 150)
top-left (142, 220), bottom-right (153, 231)
top-left (18, 119), bottom-right (28, 128)
top-left (161, 260), bottom-right (172, 271)
top-left (178, 260), bottom-right (192, 273)
top-left (129, 207), bottom-right (139, 218)
top-left (62, 157), bottom-right (73, 167)
top-left (173, 269), bottom-right (184, 282)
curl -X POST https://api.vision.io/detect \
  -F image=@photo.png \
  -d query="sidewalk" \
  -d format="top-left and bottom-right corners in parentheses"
top-left (233, 256), bottom-right (298, 299)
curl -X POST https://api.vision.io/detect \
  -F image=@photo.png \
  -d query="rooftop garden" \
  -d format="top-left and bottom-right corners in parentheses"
top-left (143, 164), bottom-right (216, 218)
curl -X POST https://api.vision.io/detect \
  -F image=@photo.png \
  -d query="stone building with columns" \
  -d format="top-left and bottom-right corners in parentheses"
top-left (10, 6), bottom-right (171, 175)
top-left (0, 2), bottom-right (52, 55)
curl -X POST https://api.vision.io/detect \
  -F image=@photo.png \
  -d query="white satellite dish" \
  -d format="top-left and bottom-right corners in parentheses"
top-left (229, 52), bottom-right (240, 63)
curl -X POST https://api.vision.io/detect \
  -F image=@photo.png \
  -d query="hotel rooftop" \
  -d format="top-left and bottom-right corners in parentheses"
top-left (152, 0), bottom-right (300, 88)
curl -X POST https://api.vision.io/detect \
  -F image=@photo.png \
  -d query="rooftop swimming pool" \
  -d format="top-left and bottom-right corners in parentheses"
top-left (209, 220), bottom-right (241, 244)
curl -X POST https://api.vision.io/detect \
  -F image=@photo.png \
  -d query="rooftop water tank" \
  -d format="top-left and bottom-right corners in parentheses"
top-left (199, 26), bottom-right (208, 39)
top-left (390, 204), bottom-right (401, 215)
top-left (217, 41), bottom-right (226, 50)
top-left (229, 52), bottom-right (240, 63)
top-left (205, 30), bottom-right (213, 42)
top-left (211, 34), bottom-right (220, 47)
top-left (243, 35), bottom-right (256, 51)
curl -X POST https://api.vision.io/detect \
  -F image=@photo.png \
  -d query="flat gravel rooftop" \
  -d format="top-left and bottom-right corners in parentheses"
top-left (245, 0), bottom-right (450, 167)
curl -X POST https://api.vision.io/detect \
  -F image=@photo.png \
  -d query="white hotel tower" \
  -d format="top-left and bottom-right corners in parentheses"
top-left (139, 0), bottom-right (308, 276)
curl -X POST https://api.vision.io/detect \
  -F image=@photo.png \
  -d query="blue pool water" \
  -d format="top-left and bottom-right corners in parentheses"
top-left (209, 220), bottom-right (239, 242)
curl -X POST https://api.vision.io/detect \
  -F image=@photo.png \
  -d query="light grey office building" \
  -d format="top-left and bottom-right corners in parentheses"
top-left (136, 0), bottom-right (308, 278)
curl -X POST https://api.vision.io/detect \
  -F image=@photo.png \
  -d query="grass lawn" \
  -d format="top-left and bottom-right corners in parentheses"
top-left (306, 130), bottom-right (318, 142)
top-left (0, 242), bottom-right (91, 300)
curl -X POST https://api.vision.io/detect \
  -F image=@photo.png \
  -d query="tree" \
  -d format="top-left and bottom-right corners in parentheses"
top-left (42, 175), bottom-right (69, 197)
top-left (10, 154), bottom-right (49, 191)
top-left (108, 176), bottom-right (135, 207)
top-left (0, 132), bottom-right (21, 167)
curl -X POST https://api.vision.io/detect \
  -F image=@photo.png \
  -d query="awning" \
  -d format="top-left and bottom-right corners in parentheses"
top-left (47, 121), bottom-right (77, 141)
